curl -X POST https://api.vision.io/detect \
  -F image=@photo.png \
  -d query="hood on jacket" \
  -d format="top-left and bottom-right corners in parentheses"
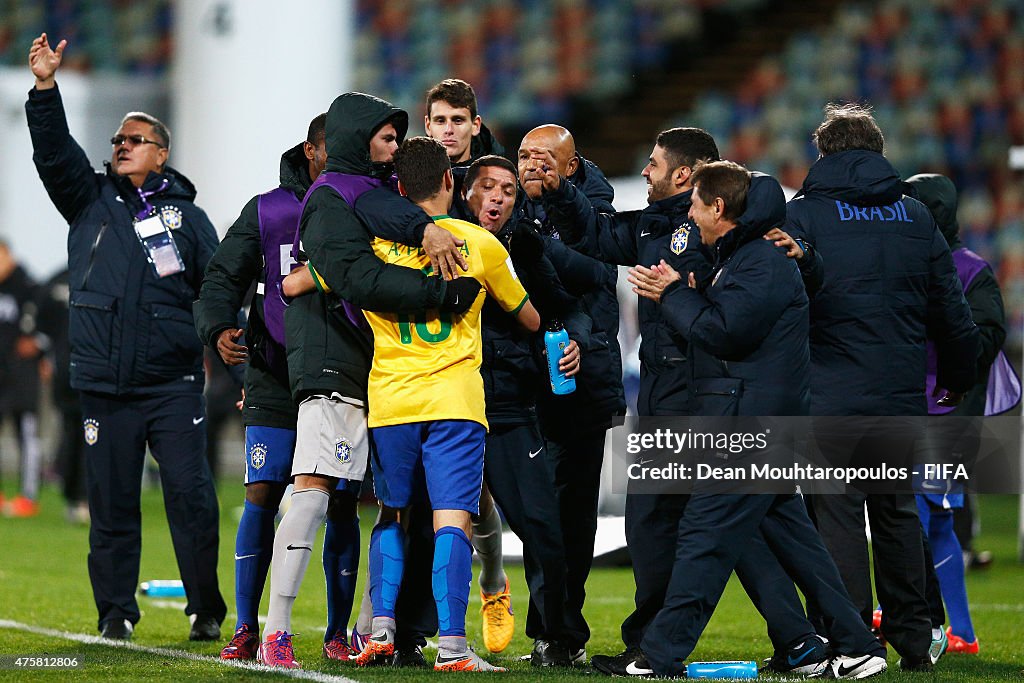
top-left (799, 150), bottom-right (904, 206)
top-left (905, 173), bottom-right (960, 248)
top-left (280, 142), bottom-right (315, 195)
top-left (324, 92), bottom-right (409, 177)
top-left (468, 121), bottom-right (506, 162)
top-left (717, 171), bottom-right (786, 255)
top-left (569, 155), bottom-right (615, 208)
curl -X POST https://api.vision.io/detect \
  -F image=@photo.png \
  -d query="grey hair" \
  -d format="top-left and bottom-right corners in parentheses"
top-left (120, 111), bottom-right (170, 149)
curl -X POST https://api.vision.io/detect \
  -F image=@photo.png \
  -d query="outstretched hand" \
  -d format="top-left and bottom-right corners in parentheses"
top-left (29, 33), bottom-right (66, 88)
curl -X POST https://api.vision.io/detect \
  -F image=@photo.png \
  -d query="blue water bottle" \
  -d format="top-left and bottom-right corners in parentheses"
top-left (544, 320), bottom-right (576, 395)
top-left (139, 580), bottom-right (186, 598)
top-left (686, 661), bottom-right (759, 679)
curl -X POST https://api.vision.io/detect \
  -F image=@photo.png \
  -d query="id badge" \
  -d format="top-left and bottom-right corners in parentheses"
top-left (135, 215), bottom-right (185, 278)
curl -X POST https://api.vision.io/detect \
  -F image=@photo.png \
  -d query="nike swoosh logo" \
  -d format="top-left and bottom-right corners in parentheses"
top-left (340, 569), bottom-right (355, 576)
top-left (192, 417), bottom-right (205, 424)
top-left (837, 656), bottom-right (872, 677)
top-left (434, 651), bottom-right (466, 663)
top-left (528, 448), bottom-right (542, 459)
top-left (115, 196), bottom-right (125, 203)
top-left (788, 647), bottom-right (817, 666)
top-left (625, 661), bottom-right (653, 675)
top-left (639, 458), bottom-right (653, 466)
top-left (453, 295), bottom-right (459, 306)
top-left (234, 553), bottom-right (256, 561)
top-left (640, 231), bottom-right (651, 237)
top-left (934, 555), bottom-right (953, 569)
top-left (286, 544), bottom-right (311, 552)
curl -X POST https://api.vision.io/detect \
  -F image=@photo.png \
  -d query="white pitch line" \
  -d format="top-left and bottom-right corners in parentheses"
top-left (970, 603), bottom-right (1024, 612)
top-left (0, 619), bottom-right (360, 683)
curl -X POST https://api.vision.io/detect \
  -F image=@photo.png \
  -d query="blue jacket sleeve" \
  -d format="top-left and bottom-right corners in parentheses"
top-left (354, 186), bottom-right (432, 246)
top-left (659, 253), bottom-right (794, 359)
top-left (541, 178), bottom-right (641, 265)
top-left (25, 85), bottom-right (100, 225)
top-left (542, 236), bottom-right (614, 297)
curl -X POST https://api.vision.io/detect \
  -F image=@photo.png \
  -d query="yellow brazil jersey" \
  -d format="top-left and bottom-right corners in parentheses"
top-left (362, 216), bottom-right (528, 429)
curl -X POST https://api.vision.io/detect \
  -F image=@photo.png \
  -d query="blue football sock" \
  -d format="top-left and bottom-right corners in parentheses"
top-left (323, 493), bottom-right (360, 641)
top-left (929, 510), bottom-right (975, 641)
top-left (235, 499), bottom-right (277, 630)
top-left (432, 526), bottom-right (472, 638)
top-left (368, 521), bottom-right (405, 620)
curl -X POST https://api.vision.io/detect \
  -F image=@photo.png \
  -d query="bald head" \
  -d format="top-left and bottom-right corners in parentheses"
top-left (518, 124), bottom-right (579, 199)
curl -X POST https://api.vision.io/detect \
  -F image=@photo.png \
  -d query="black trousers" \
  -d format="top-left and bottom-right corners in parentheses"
top-left (641, 494), bottom-right (883, 677)
top-left (58, 404), bottom-right (87, 503)
top-left (809, 492), bottom-right (931, 659)
top-left (484, 422), bottom-right (569, 642)
top-left (622, 491), bottom-right (816, 654)
top-left (81, 391), bottom-right (226, 630)
top-left (543, 426), bottom-right (607, 649)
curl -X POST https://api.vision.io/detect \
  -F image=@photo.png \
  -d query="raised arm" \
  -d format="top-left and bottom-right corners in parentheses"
top-left (541, 177), bottom-right (641, 266)
top-left (25, 34), bottom-right (99, 225)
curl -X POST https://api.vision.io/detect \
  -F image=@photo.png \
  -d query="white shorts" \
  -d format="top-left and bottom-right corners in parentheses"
top-left (291, 393), bottom-right (369, 481)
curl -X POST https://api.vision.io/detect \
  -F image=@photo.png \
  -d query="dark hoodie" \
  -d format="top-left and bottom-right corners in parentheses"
top-left (194, 142), bottom-right (315, 428)
top-left (658, 173), bottom-right (810, 415)
top-left (26, 84), bottom-right (219, 396)
top-left (784, 150), bottom-right (978, 416)
top-left (287, 92), bottom-right (447, 402)
top-left (907, 173), bottom-right (1008, 416)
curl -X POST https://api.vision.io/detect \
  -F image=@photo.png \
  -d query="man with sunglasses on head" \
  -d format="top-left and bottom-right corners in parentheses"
top-left (26, 33), bottom-right (225, 643)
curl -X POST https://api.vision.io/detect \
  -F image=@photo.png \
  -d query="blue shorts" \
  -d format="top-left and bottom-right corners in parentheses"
top-left (244, 425), bottom-right (363, 493)
top-left (370, 420), bottom-right (485, 513)
top-left (244, 425), bottom-right (296, 484)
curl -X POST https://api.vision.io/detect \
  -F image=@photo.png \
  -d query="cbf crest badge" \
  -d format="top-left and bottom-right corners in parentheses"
top-left (83, 418), bottom-right (99, 446)
top-left (335, 438), bottom-right (352, 464)
top-left (159, 205), bottom-right (183, 230)
top-left (249, 442), bottom-right (267, 470)
top-left (670, 225), bottom-right (690, 254)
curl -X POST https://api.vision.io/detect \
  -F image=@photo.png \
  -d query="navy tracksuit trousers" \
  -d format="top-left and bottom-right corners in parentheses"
top-left (81, 391), bottom-right (226, 630)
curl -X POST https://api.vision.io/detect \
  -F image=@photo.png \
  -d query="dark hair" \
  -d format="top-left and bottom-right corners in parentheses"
top-left (120, 111), bottom-right (170, 148)
top-left (393, 137), bottom-right (452, 203)
top-left (307, 113), bottom-right (327, 145)
top-left (813, 102), bottom-right (884, 155)
top-left (426, 78), bottom-right (478, 119)
top-left (465, 155), bottom-right (518, 192)
top-left (655, 127), bottom-right (719, 172)
top-left (691, 160), bottom-right (751, 221)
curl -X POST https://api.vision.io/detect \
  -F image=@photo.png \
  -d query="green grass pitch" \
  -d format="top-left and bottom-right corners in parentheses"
top-left (1, 484), bottom-right (1022, 681)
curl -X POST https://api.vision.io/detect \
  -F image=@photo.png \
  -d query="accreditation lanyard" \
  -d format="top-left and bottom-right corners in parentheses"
top-left (132, 180), bottom-right (185, 278)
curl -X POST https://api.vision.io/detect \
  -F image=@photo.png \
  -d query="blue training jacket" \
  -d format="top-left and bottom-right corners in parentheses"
top-left (27, 85), bottom-right (218, 396)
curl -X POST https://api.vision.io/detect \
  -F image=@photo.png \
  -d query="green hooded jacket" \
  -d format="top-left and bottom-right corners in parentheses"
top-left (286, 92), bottom-right (446, 402)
